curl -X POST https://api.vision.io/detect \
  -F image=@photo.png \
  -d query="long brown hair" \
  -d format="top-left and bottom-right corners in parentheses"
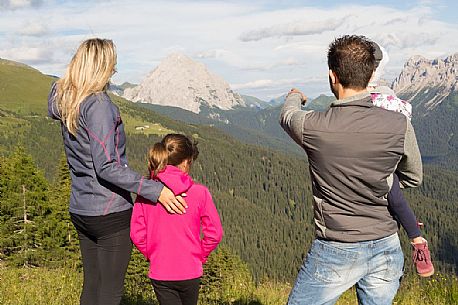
top-left (55, 38), bottom-right (117, 135)
top-left (148, 134), bottom-right (199, 178)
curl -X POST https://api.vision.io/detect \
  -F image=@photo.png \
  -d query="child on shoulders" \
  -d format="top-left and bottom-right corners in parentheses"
top-left (368, 42), bottom-right (434, 277)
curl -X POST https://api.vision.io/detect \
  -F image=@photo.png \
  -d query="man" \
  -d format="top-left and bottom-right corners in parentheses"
top-left (280, 35), bottom-right (422, 305)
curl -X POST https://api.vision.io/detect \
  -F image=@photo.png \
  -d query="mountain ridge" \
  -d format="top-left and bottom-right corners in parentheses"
top-left (392, 52), bottom-right (458, 112)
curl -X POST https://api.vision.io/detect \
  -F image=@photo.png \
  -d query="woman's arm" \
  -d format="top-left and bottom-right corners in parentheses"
top-left (84, 94), bottom-right (186, 213)
top-left (47, 83), bottom-right (61, 120)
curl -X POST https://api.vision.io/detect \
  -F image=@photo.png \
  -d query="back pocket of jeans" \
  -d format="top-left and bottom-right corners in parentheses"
top-left (308, 240), bottom-right (358, 283)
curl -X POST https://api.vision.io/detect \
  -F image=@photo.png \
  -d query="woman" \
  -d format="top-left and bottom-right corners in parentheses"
top-left (48, 38), bottom-right (186, 305)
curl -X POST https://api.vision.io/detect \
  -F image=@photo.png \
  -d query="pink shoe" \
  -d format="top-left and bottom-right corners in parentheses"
top-left (412, 239), bottom-right (434, 277)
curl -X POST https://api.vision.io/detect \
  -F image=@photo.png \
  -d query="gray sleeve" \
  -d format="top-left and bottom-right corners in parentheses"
top-left (47, 82), bottom-right (61, 120)
top-left (84, 95), bottom-right (164, 202)
top-left (279, 93), bottom-right (313, 146)
top-left (397, 120), bottom-right (423, 188)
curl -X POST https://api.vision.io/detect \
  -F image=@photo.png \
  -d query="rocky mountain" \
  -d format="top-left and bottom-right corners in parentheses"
top-left (241, 94), bottom-right (272, 109)
top-left (123, 53), bottom-right (245, 113)
top-left (392, 53), bottom-right (458, 112)
top-left (392, 53), bottom-right (458, 165)
top-left (268, 94), bottom-right (287, 107)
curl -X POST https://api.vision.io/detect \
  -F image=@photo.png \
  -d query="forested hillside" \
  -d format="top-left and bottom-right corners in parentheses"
top-left (399, 90), bottom-right (458, 168)
top-left (0, 59), bottom-right (457, 285)
top-left (138, 94), bottom-right (336, 157)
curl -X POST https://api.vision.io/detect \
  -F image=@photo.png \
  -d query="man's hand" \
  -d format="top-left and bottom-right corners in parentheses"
top-left (287, 88), bottom-right (308, 105)
top-left (158, 186), bottom-right (188, 214)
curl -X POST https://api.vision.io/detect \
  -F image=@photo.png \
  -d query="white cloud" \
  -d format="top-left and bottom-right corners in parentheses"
top-left (0, 0), bottom-right (43, 10)
top-left (0, 46), bottom-right (53, 63)
top-left (232, 76), bottom-right (325, 90)
top-left (16, 21), bottom-right (48, 36)
top-left (196, 49), bottom-right (231, 59)
top-left (241, 58), bottom-right (301, 71)
top-left (232, 79), bottom-right (295, 90)
top-left (239, 17), bottom-right (347, 42)
top-left (376, 32), bottom-right (440, 50)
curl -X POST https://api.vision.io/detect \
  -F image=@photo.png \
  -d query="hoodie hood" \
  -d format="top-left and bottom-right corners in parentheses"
top-left (368, 44), bottom-right (389, 88)
top-left (156, 165), bottom-right (194, 195)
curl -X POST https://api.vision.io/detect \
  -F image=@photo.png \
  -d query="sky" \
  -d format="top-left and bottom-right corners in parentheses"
top-left (1, 0), bottom-right (458, 100)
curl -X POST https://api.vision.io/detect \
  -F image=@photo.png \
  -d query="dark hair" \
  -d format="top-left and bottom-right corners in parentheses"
top-left (148, 134), bottom-right (199, 177)
top-left (327, 35), bottom-right (375, 90)
top-left (371, 41), bottom-right (383, 69)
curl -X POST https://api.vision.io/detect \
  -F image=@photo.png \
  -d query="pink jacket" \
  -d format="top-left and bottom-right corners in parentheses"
top-left (130, 165), bottom-right (223, 281)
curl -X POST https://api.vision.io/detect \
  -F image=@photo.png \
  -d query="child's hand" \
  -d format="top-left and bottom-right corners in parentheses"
top-left (158, 186), bottom-right (188, 214)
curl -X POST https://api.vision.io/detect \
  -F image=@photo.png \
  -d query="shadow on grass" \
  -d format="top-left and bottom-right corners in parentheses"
top-left (121, 293), bottom-right (158, 305)
top-left (121, 295), bottom-right (264, 305)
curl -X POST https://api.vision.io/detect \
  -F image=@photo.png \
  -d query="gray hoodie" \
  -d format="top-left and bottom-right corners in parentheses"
top-left (48, 84), bottom-right (163, 216)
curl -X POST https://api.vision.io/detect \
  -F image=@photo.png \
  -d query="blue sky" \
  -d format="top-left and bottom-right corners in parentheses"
top-left (1, 0), bottom-right (457, 100)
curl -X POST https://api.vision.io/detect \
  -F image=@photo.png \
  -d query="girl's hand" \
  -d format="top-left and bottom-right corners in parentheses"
top-left (158, 186), bottom-right (188, 214)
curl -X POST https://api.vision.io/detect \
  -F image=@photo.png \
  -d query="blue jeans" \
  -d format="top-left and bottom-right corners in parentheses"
top-left (288, 233), bottom-right (404, 305)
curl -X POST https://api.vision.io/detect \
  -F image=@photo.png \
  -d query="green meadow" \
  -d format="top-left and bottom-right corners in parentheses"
top-left (1, 262), bottom-right (457, 305)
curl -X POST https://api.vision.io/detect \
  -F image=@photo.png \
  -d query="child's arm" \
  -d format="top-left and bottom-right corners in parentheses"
top-left (130, 200), bottom-right (149, 259)
top-left (200, 188), bottom-right (223, 263)
top-left (388, 174), bottom-right (422, 240)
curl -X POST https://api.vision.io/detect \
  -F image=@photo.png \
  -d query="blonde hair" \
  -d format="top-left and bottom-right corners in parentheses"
top-left (148, 134), bottom-right (199, 178)
top-left (55, 38), bottom-right (117, 135)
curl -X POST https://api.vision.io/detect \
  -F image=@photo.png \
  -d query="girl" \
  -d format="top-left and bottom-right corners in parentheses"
top-left (48, 38), bottom-right (186, 305)
top-left (131, 134), bottom-right (223, 305)
top-left (369, 42), bottom-right (434, 277)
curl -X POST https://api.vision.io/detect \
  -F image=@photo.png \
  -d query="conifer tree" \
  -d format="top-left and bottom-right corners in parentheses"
top-left (38, 153), bottom-right (79, 264)
top-left (0, 147), bottom-right (50, 266)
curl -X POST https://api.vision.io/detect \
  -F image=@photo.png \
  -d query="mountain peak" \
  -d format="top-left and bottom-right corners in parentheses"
top-left (163, 52), bottom-right (194, 62)
top-left (392, 52), bottom-right (458, 110)
top-left (405, 55), bottom-right (427, 67)
top-left (123, 53), bottom-right (244, 113)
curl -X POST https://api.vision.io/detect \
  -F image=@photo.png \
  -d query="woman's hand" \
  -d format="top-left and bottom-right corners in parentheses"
top-left (158, 186), bottom-right (188, 214)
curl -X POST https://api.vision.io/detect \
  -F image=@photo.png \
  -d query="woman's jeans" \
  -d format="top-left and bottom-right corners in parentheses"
top-left (288, 233), bottom-right (404, 305)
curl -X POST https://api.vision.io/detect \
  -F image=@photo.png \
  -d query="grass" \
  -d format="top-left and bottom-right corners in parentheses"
top-left (121, 112), bottom-right (175, 136)
top-left (1, 263), bottom-right (457, 305)
top-left (0, 59), bottom-right (54, 115)
top-left (0, 262), bottom-right (81, 305)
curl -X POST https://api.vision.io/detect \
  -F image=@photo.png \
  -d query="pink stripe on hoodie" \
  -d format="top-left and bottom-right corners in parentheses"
top-left (130, 165), bottom-right (223, 281)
